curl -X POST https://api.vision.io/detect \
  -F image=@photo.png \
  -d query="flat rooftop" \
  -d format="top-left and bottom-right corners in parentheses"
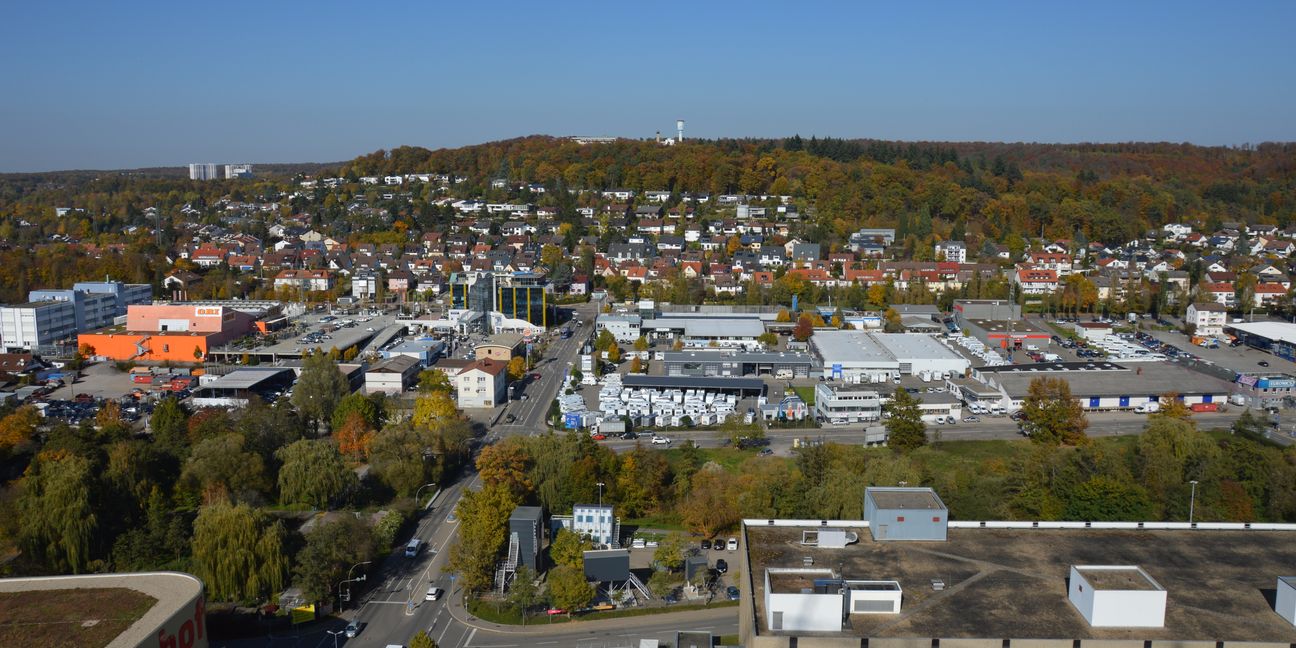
top-left (746, 526), bottom-right (1296, 640)
top-left (976, 362), bottom-right (1235, 398)
top-left (0, 572), bottom-right (202, 648)
top-left (1076, 567), bottom-right (1160, 591)
top-left (868, 488), bottom-right (945, 510)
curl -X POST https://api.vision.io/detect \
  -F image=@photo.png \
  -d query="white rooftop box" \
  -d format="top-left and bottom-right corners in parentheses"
top-left (1278, 576), bottom-right (1296, 626)
top-left (845, 580), bottom-right (902, 615)
top-left (1068, 565), bottom-right (1166, 628)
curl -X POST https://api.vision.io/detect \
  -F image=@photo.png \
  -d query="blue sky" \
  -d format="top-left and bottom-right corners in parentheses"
top-left (1, 1), bottom-right (1293, 172)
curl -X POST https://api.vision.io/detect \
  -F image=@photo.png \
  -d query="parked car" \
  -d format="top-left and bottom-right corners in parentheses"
top-left (964, 416), bottom-right (980, 423)
top-left (590, 433), bottom-right (607, 441)
top-left (715, 558), bottom-right (729, 574)
top-left (727, 586), bottom-right (741, 601)
top-left (620, 431), bottom-right (638, 440)
top-left (727, 537), bottom-right (738, 551)
top-left (701, 539), bottom-right (712, 550)
top-left (758, 448), bottom-right (774, 456)
top-left (1259, 360), bottom-right (1271, 367)
top-left (345, 621), bottom-right (360, 638)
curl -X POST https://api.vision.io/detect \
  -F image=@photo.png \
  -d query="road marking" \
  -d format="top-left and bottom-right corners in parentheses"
top-left (463, 628), bottom-right (478, 646)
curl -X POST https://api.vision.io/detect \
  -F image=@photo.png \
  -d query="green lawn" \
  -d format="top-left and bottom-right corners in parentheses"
top-left (791, 385), bottom-right (816, 406)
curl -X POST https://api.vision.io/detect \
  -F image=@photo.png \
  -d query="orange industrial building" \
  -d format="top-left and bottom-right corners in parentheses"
top-left (79, 304), bottom-right (255, 363)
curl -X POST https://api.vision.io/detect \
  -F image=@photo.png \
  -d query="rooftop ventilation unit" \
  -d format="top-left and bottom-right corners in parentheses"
top-left (801, 529), bottom-right (860, 548)
top-left (1068, 565), bottom-right (1166, 628)
top-left (1278, 576), bottom-right (1296, 626)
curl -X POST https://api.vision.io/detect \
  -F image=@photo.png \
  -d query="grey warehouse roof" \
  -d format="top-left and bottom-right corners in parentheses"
top-left (621, 374), bottom-right (766, 394)
top-left (977, 362), bottom-right (1235, 398)
top-left (205, 368), bottom-right (294, 389)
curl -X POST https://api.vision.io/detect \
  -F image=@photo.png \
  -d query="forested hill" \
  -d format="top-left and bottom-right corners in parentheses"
top-left (332, 136), bottom-right (1296, 244)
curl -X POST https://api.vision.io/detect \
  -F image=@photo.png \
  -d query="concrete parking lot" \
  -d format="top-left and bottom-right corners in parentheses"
top-left (1144, 326), bottom-right (1296, 376)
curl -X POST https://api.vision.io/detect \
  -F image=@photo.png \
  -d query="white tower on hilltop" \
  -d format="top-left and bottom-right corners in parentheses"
top-left (676, 119), bottom-right (685, 143)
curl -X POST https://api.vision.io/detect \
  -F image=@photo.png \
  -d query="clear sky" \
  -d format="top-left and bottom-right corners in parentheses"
top-left (2, 1), bottom-right (1293, 172)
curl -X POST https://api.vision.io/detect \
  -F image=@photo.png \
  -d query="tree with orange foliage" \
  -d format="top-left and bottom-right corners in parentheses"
top-left (0, 406), bottom-right (40, 454)
top-left (333, 412), bottom-right (375, 460)
top-left (475, 440), bottom-right (533, 500)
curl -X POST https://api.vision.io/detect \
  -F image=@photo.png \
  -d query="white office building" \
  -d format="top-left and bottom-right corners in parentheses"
top-left (555, 504), bottom-right (620, 548)
top-left (812, 331), bottom-right (970, 383)
top-left (224, 164), bottom-right (253, 179)
top-left (814, 383), bottom-right (882, 424)
top-left (0, 301), bottom-right (78, 350)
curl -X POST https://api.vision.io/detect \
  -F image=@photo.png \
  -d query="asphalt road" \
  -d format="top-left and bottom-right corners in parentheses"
top-left (346, 301), bottom-right (605, 648)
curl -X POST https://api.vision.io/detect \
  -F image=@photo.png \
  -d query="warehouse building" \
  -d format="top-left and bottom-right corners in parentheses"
top-left (662, 350), bottom-right (815, 378)
top-left (812, 331), bottom-right (970, 383)
top-left (971, 361), bottom-right (1235, 411)
top-left (191, 368), bottom-right (295, 407)
top-left (1227, 321), bottom-right (1296, 361)
top-left (738, 518), bottom-right (1296, 645)
top-left (621, 374), bottom-right (766, 398)
top-left (364, 355), bottom-right (420, 394)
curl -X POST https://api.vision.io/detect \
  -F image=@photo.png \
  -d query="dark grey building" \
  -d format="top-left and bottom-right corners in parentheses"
top-left (662, 350), bottom-right (816, 378)
top-left (953, 299), bottom-right (1021, 322)
top-left (583, 548), bottom-right (630, 582)
top-left (509, 506), bottom-right (543, 571)
top-left (863, 487), bottom-right (948, 541)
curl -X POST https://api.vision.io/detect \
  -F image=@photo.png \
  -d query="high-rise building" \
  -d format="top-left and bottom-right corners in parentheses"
top-left (188, 163), bottom-right (218, 180)
top-left (224, 164), bottom-right (253, 179)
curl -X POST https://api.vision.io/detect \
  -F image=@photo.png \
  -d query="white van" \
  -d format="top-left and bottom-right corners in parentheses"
top-left (405, 539), bottom-right (422, 557)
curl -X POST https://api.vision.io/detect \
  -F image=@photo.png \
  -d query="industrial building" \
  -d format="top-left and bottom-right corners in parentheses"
top-left (811, 331), bottom-right (970, 383)
top-left (597, 302), bottom-right (776, 350)
top-left (971, 361), bottom-right (1235, 411)
top-left (621, 374), bottom-right (766, 398)
top-left (364, 355), bottom-right (420, 394)
top-left (79, 303), bottom-right (256, 363)
top-left (380, 338), bottom-right (445, 366)
top-left (0, 280), bottom-right (150, 351)
top-left (662, 350), bottom-right (815, 378)
top-left (738, 516), bottom-right (1296, 645)
top-left (0, 301), bottom-right (77, 351)
top-left (953, 299), bottom-right (1021, 322)
top-left (449, 271), bottom-right (553, 332)
top-left (191, 368), bottom-right (295, 407)
top-left (1228, 321), bottom-right (1296, 361)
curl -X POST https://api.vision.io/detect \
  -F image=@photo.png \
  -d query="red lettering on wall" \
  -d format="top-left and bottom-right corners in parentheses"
top-left (179, 620), bottom-right (194, 648)
top-left (157, 629), bottom-right (177, 648)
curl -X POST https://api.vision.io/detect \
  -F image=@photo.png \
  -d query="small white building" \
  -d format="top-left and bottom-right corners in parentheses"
top-left (1071, 321), bottom-right (1113, 341)
top-left (364, 355), bottom-right (420, 395)
top-left (763, 568), bottom-right (902, 633)
top-left (553, 504), bottom-right (620, 548)
top-left (1277, 576), bottom-right (1296, 627)
top-left (595, 314), bottom-right (642, 343)
top-left (1067, 565), bottom-right (1166, 628)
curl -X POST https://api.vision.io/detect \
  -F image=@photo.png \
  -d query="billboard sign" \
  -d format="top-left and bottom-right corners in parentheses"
top-left (564, 413), bottom-right (582, 429)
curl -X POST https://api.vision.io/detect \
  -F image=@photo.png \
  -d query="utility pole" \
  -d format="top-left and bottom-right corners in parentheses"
top-left (1188, 480), bottom-right (1199, 524)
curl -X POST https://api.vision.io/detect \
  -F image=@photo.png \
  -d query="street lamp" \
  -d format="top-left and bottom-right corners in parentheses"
top-left (414, 482), bottom-right (437, 509)
top-left (326, 629), bottom-right (344, 648)
top-left (596, 482), bottom-right (605, 507)
top-left (1188, 480), bottom-right (1199, 524)
top-left (338, 560), bottom-right (371, 610)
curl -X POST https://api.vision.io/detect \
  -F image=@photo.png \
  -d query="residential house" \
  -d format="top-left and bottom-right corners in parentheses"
top-left (1185, 302), bottom-right (1228, 337)
top-left (456, 358), bottom-right (508, 408)
top-left (274, 269), bottom-right (334, 293)
top-left (1013, 267), bottom-right (1059, 295)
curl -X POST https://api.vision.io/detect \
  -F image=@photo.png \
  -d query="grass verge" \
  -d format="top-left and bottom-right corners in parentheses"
top-left (468, 598), bottom-right (738, 625)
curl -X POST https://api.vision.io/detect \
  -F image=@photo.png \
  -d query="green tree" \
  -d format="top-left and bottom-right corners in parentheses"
top-left (291, 352), bottom-right (350, 433)
top-left (191, 501), bottom-right (287, 601)
top-left (547, 564), bottom-right (594, 615)
top-left (633, 336), bottom-right (649, 352)
top-left (507, 565), bottom-right (542, 623)
top-left (1064, 475), bottom-right (1155, 521)
top-left (885, 387), bottom-right (928, 452)
top-left (648, 570), bottom-right (676, 598)
top-left (148, 397), bottom-right (189, 456)
top-left (368, 424), bottom-right (432, 496)
top-left (652, 532), bottom-right (688, 572)
top-left (412, 391), bottom-right (458, 429)
top-left (331, 392), bottom-right (381, 431)
top-left (594, 329), bottom-right (616, 352)
top-left (446, 484), bottom-right (518, 594)
top-left (17, 454), bottom-right (99, 573)
top-left (1022, 377), bottom-right (1089, 446)
top-left (276, 439), bottom-right (357, 508)
top-left (409, 630), bottom-right (438, 648)
top-left (292, 515), bottom-right (376, 602)
top-left (417, 368), bottom-right (452, 394)
top-left (549, 528), bottom-right (592, 569)
top-left (756, 332), bottom-right (778, 348)
top-left (180, 433), bottom-right (268, 502)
